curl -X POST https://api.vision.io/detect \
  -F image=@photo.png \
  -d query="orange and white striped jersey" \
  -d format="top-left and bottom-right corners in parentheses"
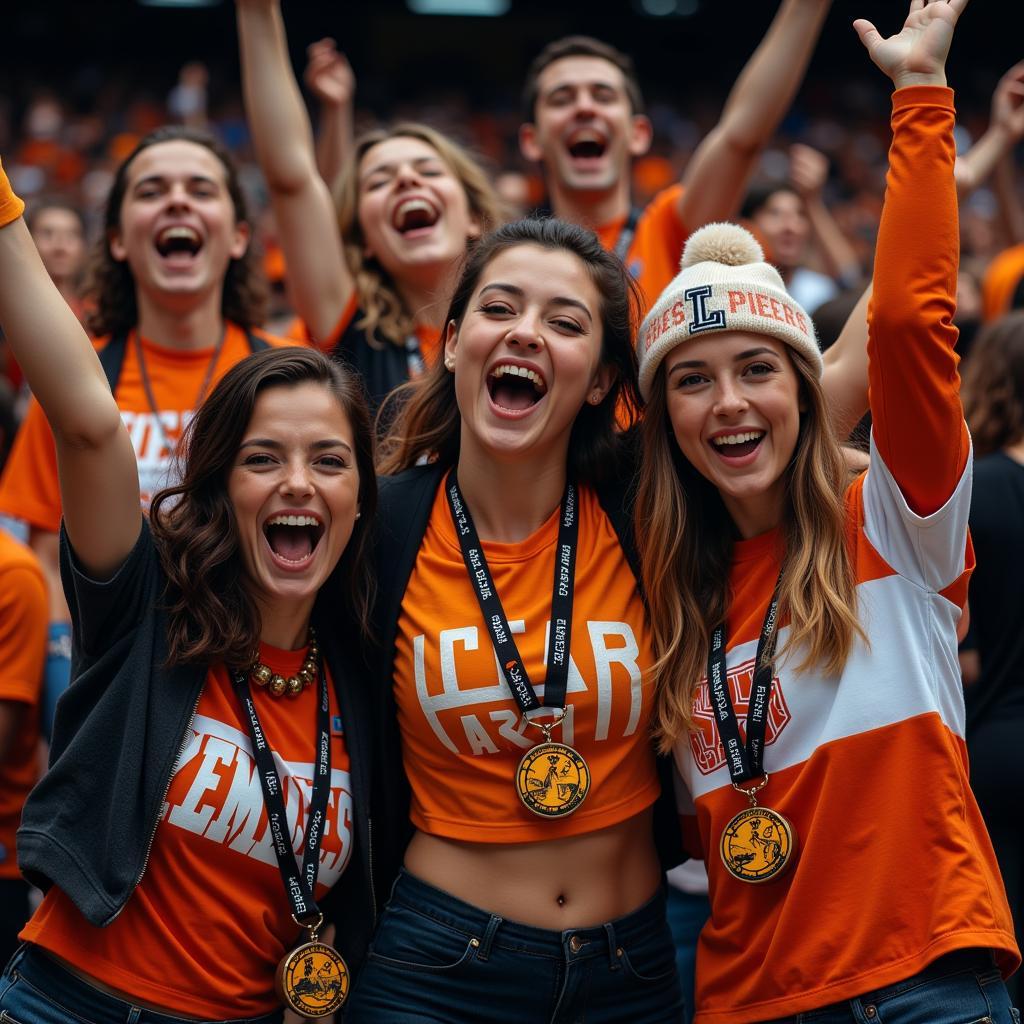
top-left (672, 87), bottom-right (1019, 1024)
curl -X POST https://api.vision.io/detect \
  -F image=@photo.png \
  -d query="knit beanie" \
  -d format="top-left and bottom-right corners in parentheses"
top-left (637, 222), bottom-right (821, 400)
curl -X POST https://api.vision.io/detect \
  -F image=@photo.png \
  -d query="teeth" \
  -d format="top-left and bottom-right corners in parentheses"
top-left (712, 432), bottom-right (764, 447)
top-left (266, 514), bottom-right (320, 527)
top-left (159, 226), bottom-right (200, 243)
top-left (490, 364), bottom-right (546, 391)
top-left (396, 199), bottom-right (433, 217)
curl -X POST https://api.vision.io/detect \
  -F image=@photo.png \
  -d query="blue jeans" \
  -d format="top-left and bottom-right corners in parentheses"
top-left (346, 869), bottom-right (684, 1023)
top-left (0, 945), bottom-right (284, 1024)
top-left (760, 948), bottom-right (1020, 1024)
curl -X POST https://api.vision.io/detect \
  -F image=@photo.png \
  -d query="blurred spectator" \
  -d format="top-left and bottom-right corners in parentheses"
top-left (26, 197), bottom-right (87, 319)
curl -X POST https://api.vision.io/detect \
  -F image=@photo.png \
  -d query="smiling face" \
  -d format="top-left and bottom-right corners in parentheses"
top-left (750, 190), bottom-right (809, 272)
top-left (663, 331), bottom-right (803, 538)
top-left (357, 135), bottom-right (480, 284)
top-left (108, 139), bottom-right (249, 309)
top-left (30, 206), bottom-right (86, 285)
top-left (520, 55), bottom-right (651, 196)
top-left (228, 381), bottom-right (360, 628)
top-left (445, 243), bottom-right (611, 467)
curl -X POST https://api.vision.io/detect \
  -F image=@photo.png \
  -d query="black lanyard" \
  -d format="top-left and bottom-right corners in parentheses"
top-left (707, 578), bottom-right (782, 784)
top-left (233, 666), bottom-right (332, 924)
top-left (612, 205), bottom-right (643, 263)
top-left (444, 470), bottom-right (578, 714)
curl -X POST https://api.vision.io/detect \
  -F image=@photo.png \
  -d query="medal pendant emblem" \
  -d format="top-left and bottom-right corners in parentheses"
top-left (516, 741), bottom-right (590, 817)
top-left (276, 940), bottom-right (350, 1016)
top-left (720, 805), bottom-right (796, 883)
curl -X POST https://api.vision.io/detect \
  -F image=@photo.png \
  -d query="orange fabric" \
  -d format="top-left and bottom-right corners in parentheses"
top-left (394, 482), bottom-right (659, 842)
top-left (24, 646), bottom-right (354, 1019)
top-left (595, 184), bottom-right (689, 313)
top-left (676, 88), bottom-right (1017, 1024)
top-left (981, 242), bottom-right (1024, 323)
top-left (0, 158), bottom-right (26, 228)
top-left (0, 531), bottom-right (47, 881)
top-left (0, 323), bottom-right (302, 532)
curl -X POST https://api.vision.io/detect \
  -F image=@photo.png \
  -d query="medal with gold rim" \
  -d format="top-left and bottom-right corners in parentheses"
top-left (517, 709), bottom-right (591, 817)
top-left (234, 661), bottom-right (350, 1014)
top-left (276, 912), bottom-right (350, 1016)
top-left (706, 577), bottom-right (799, 883)
top-left (446, 472), bottom-right (588, 816)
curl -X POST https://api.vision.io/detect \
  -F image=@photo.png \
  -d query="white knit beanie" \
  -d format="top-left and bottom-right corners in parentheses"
top-left (637, 222), bottom-right (821, 401)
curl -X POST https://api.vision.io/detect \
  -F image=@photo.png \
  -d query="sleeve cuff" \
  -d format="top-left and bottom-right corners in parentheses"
top-left (892, 84), bottom-right (955, 113)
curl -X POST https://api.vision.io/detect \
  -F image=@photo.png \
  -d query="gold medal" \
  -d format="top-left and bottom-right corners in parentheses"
top-left (517, 740), bottom-right (590, 817)
top-left (720, 804), bottom-right (796, 883)
top-left (276, 932), bottom-right (349, 1017)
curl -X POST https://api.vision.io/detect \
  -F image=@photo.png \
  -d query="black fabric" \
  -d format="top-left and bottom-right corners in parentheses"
top-left (330, 314), bottom-right (414, 418)
top-left (370, 462), bottom-right (684, 874)
top-left (965, 451), bottom-right (1024, 727)
top-left (97, 328), bottom-right (271, 393)
top-left (17, 521), bottom-right (384, 980)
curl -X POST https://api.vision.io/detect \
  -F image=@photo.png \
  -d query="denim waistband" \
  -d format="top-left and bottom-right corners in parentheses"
top-left (6, 944), bottom-right (283, 1024)
top-left (387, 868), bottom-right (669, 961)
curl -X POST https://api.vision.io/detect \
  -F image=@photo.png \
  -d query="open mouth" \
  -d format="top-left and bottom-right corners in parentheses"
top-left (155, 225), bottom-right (202, 259)
top-left (263, 513), bottom-right (326, 564)
top-left (393, 198), bottom-right (440, 235)
top-left (486, 363), bottom-right (547, 412)
top-left (567, 133), bottom-right (607, 160)
top-left (710, 431), bottom-right (765, 459)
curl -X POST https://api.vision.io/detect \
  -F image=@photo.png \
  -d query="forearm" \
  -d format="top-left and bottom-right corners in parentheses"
top-left (993, 153), bottom-right (1024, 244)
top-left (804, 196), bottom-right (861, 284)
top-left (315, 100), bottom-right (353, 192)
top-left (954, 122), bottom-right (1014, 199)
top-left (821, 286), bottom-right (870, 439)
top-left (237, 0), bottom-right (319, 193)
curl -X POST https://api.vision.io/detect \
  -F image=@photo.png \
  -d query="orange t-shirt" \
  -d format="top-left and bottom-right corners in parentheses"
top-left (0, 323), bottom-right (302, 533)
top-left (286, 292), bottom-right (443, 375)
top-left (23, 645), bottom-right (353, 1019)
top-left (393, 481), bottom-right (659, 842)
top-left (981, 242), bottom-right (1024, 322)
top-left (595, 184), bottom-right (689, 313)
top-left (0, 530), bottom-right (47, 881)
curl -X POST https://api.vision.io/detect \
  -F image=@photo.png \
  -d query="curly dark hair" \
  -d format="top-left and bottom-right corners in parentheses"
top-left (150, 347), bottom-right (376, 668)
top-left (85, 125), bottom-right (267, 338)
top-left (962, 310), bottom-right (1024, 457)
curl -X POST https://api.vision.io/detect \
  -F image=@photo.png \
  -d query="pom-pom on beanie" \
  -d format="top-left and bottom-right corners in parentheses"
top-left (637, 222), bottom-right (821, 400)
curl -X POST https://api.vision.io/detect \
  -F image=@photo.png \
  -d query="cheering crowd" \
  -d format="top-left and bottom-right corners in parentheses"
top-left (0, 1), bottom-right (1021, 1022)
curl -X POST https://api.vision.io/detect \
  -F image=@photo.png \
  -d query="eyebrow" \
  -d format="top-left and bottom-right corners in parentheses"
top-left (667, 347), bottom-right (778, 374)
top-left (543, 79), bottom-right (621, 99)
top-left (479, 282), bottom-right (593, 319)
top-left (132, 174), bottom-right (220, 190)
top-left (239, 438), bottom-right (353, 455)
top-left (360, 156), bottom-right (441, 181)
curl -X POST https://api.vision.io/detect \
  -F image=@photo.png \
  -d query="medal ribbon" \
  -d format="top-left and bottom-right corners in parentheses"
top-left (707, 576), bottom-right (783, 784)
top-left (234, 665), bottom-right (332, 924)
top-left (444, 469), bottom-right (578, 716)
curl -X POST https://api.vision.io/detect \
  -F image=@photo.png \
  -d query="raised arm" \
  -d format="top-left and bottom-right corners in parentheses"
top-left (304, 37), bottom-right (356, 193)
top-left (677, 0), bottom-right (832, 233)
top-left (855, 0), bottom-right (969, 516)
top-left (0, 162), bottom-right (140, 577)
top-left (236, 0), bottom-right (352, 343)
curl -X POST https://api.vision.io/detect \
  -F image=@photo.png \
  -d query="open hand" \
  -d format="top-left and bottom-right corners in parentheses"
top-left (789, 144), bottom-right (829, 199)
top-left (991, 61), bottom-right (1024, 142)
top-left (304, 38), bottom-right (355, 107)
top-left (853, 0), bottom-right (968, 89)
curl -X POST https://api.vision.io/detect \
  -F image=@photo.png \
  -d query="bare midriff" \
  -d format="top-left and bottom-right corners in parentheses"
top-left (403, 806), bottom-right (661, 929)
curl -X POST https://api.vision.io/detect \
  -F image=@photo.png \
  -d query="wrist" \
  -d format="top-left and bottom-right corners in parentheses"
top-left (0, 157), bottom-right (26, 230)
top-left (892, 71), bottom-right (947, 91)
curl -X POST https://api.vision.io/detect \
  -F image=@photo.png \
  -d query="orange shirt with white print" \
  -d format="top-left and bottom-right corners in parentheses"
top-left (0, 323), bottom-right (303, 533)
top-left (23, 645), bottom-right (353, 1020)
top-left (393, 481), bottom-right (659, 842)
top-left (672, 89), bottom-right (1018, 1024)
top-left (595, 184), bottom-right (689, 313)
top-left (0, 530), bottom-right (47, 881)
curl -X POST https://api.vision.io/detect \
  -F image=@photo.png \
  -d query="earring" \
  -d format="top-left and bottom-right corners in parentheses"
top-left (444, 356), bottom-right (456, 371)
top-left (355, 511), bottom-right (361, 520)
top-left (588, 392), bottom-right (601, 405)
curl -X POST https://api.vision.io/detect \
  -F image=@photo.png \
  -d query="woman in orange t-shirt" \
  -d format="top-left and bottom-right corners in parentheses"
top-left (635, 6), bottom-right (1018, 1023)
top-left (345, 217), bottom-right (685, 1021)
top-left (0, 160), bottom-right (386, 1022)
top-left (236, 0), bottom-right (506, 413)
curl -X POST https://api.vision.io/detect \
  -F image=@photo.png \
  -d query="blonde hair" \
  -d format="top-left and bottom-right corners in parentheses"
top-left (333, 123), bottom-right (506, 349)
top-left (636, 350), bottom-right (865, 752)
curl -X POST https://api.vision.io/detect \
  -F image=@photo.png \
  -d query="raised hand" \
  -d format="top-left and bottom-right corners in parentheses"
top-left (789, 143), bottom-right (829, 200)
top-left (304, 38), bottom-right (355, 108)
top-left (991, 61), bottom-right (1024, 143)
top-left (853, 0), bottom-right (968, 89)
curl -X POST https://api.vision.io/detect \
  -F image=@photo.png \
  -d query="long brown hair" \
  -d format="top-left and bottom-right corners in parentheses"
top-left (637, 350), bottom-right (864, 751)
top-left (150, 348), bottom-right (376, 668)
top-left (962, 310), bottom-right (1024, 457)
top-left (376, 217), bottom-right (642, 483)
top-left (86, 125), bottom-right (267, 338)
top-left (333, 123), bottom-right (506, 349)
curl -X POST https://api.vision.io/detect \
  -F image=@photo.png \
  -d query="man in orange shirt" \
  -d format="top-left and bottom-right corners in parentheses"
top-left (0, 528), bottom-right (47, 966)
top-left (519, 1), bottom-right (832, 309)
top-left (0, 125), bottom-right (301, 734)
